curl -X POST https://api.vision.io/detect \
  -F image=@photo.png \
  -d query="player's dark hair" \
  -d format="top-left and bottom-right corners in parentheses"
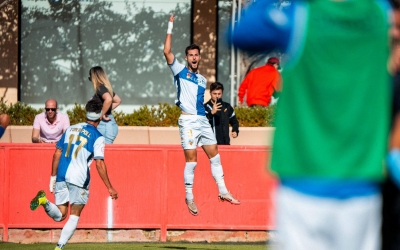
top-left (210, 82), bottom-right (224, 92)
top-left (185, 44), bottom-right (201, 55)
top-left (85, 98), bottom-right (103, 122)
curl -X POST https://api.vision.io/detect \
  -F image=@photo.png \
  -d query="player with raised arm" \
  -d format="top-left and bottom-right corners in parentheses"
top-left (29, 98), bottom-right (118, 250)
top-left (163, 14), bottom-right (239, 216)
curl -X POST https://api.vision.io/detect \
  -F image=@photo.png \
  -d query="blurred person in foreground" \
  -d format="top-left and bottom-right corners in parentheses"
top-left (29, 98), bottom-right (118, 250)
top-left (230, 1), bottom-right (391, 249)
top-left (32, 98), bottom-right (70, 143)
top-left (204, 82), bottom-right (239, 145)
top-left (0, 113), bottom-right (10, 139)
top-left (238, 57), bottom-right (282, 107)
top-left (382, 0), bottom-right (400, 249)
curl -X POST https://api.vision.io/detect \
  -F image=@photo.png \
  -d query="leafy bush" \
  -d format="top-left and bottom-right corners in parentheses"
top-left (1, 102), bottom-right (275, 127)
top-left (0, 102), bottom-right (42, 125)
top-left (234, 105), bottom-right (276, 127)
top-left (66, 103), bottom-right (87, 125)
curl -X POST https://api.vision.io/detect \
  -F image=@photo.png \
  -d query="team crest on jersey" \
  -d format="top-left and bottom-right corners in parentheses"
top-left (186, 73), bottom-right (191, 79)
top-left (189, 139), bottom-right (194, 146)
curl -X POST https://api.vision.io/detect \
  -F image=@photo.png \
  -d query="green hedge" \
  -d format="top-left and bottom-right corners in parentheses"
top-left (0, 102), bottom-right (275, 127)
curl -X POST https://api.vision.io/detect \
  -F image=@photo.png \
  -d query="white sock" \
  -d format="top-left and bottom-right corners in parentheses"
top-left (184, 162), bottom-right (197, 200)
top-left (44, 201), bottom-right (62, 222)
top-left (210, 154), bottom-right (228, 194)
top-left (58, 215), bottom-right (79, 246)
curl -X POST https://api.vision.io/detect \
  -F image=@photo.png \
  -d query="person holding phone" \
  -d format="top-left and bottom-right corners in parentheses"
top-left (204, 82), bottom-right (239, 145)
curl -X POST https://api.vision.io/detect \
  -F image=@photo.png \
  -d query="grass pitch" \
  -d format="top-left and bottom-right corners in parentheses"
top-left (0, 242), bottom-right (269, 250)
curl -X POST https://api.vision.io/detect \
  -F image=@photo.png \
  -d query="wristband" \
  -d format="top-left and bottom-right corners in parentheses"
top-left (167, 22), bottom-right (173, 34)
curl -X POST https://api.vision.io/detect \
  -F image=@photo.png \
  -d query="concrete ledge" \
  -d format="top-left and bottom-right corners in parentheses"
top-left (148, 127), bottom-right (181, 144)
top-left (114, 126), bottom-right (150, 144)
top-left (231, 127), bottom-right (275, 146)
top-left (10, 126), bottom-right (31, 143)
top-left (0, 126), bottom-right (11, 143)
top-left (0, 126), bottom-right (276, 146)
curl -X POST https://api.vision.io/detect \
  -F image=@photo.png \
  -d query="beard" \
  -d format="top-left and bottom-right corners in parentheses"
top-left (188, 61), bottom-right (200, 72)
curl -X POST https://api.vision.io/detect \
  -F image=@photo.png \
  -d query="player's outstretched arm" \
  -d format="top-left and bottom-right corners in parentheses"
top-left (163, 14), bottom-right (175, 64)
top-left (51, 148), bottom-right (62, 176)
top-left (50, 148), bottom-right (62, 192)
top-left (95, 159), bottom-right (118, 199)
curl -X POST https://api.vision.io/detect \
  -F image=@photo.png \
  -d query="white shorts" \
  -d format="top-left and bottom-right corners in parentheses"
top-left (178, 114), bottom-right (217, 150)
top-left (273, 185), bottom-right (381, 250)
top-left (54, 181), bottom-right (89, 205)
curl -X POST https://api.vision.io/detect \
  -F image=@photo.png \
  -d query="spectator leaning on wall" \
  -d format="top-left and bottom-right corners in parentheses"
top-left (32, 98), bottom-right (70, 143)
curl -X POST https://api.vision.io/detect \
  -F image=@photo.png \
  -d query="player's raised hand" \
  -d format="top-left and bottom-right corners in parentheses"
top-left (109, 187), bottom-right (118, 200)
top-left (169, 14), bottom-right (174, 23)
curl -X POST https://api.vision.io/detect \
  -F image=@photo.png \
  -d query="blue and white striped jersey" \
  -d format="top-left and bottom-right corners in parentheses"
top-left (168, 57), bottom-right (207, 116)
top-left (55, 122), bottom-right (105, 189)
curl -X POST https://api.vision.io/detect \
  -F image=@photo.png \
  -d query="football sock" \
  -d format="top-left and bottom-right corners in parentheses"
top-left (58, 215), bottom-right (79, 246)
top-left (44, 201), bottom-right (62, 222)
top-left (210, 154), bottom-right (228, 194)
top-left (184, 162), bottom-right (197, 200)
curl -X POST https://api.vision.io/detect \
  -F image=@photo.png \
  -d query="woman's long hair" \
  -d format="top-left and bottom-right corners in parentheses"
top-left (89, 66), bottom-right (114, 97)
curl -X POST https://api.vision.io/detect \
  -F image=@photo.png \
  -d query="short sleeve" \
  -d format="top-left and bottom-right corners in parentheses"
top-left (93, 136), bottom-right (105, 160)
top-left (168, 57), bottom-right (185, 76)
top-left (63, 114), bottom-right (70, 130)
top-left (33, 114), bottom-right (40, 129)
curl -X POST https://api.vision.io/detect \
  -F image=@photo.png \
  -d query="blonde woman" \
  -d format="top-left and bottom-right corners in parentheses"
top-left (88, 66), bottom-right (121, 144)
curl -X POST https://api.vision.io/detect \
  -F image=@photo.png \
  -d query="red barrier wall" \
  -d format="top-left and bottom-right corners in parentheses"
top-left (0, 144), bottom-right (276, 242)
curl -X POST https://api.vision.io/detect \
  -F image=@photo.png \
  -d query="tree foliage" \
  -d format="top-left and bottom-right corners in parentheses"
top-left (20, 1), bottom-right (191, 106)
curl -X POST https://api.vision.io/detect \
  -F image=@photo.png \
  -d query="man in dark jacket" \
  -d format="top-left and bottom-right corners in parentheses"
top-left (204, 82), bottom-right (239, 145)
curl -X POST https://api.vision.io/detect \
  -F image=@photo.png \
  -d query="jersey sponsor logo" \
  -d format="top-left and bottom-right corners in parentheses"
top-left (198, 78), bottom-right (206, 88)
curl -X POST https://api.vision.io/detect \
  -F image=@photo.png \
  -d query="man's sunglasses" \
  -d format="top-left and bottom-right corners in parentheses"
top-left (45, 108), bottom-right (56, 112)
